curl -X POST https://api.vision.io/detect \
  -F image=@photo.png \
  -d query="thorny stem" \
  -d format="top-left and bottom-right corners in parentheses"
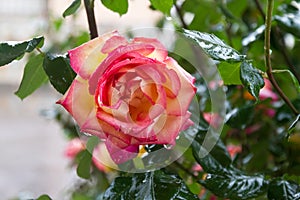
top-left (84, 0), bottom-right (98, 39)
top-left (265, 0), bottom-right (298, 115)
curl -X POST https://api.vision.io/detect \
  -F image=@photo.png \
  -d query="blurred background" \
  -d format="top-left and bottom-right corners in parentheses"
top-left (0, 0), bottom-right (162, 199)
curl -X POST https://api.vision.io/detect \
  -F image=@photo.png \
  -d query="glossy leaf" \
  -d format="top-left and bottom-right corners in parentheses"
top-left (15, 54), bottom-right (48, 100)
top-left (101, 0), bottom-right (128, 15)
top-left (240, 61), bottom-right (265, 101)
top-left (103, 170), bottom-right (198, 200)
top-left (63, 0), bottom-right (81, 17)
top-left (43, 53), bottom-right (76, 94)
top-left (288, 114), bottom-right (300, 135)
top-left (192, 131), bottom-right (268, 199)
top-left (218, 61), bottom-right (242, 85)
top-left (226, 104), bottom-right (255, 129)
top-left (200, 169), bottom-right (268, 200)
top-left (275, 14), bottom-right (300, 38)
top-left (36, 194), bottom-right (52, 200)
top-left (192, 130), bottom-right (232, 173)
top-left (242, 25), bottom-right (265, 46)
top-left (182, 29), bottom-right (246, 62)
top-left (150, 0), bottom-right (173, 15)
top-left (268, 179), bottom-right (300, 200)
top-left (0, 36), bottom-right (44, 66)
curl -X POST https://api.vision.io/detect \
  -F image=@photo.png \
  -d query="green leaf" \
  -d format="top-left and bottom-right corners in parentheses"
top-left (288, 114), bottom-right (300, 136)
top-left (226, 103), bottom-right (255, 129)
top-left (0, 36), bottom-right (44, 66)
top-left (15, 54), bottom-right (48, 100)
top-left (86, 136), bottom-right (99, 152)
top-left (200, 169), bottom-right (268, 200)
top-left (192, 131), bottom-right (268, 199)
top-left (103, 170), bottom-right (198, 200)
top-left (192, 130), bottom-right (232, 174)
top-left (101, 0), bottom-right (128, 15)
top-left (240, 61), bottom-right (265, 101)
top-left (76, 136), bottom-right (99, 179)
top-left (182, 29), bottom-right (246, 62)
top-left (36, 194), bottom-right (52, 200)
top-left (150, 0), bottom-right (173, 15)
top-left (242, 25), bottom-right (265, 46)
top-left (268, 179), bottom-right (300, 200)
top-left (43, 53), bottom-right (76, 94)
top-left (218, 62), bottom-right (242, 85)
top-left (272, 69), bottom-right (300, 93)
top-left (77, 150), bottom-right (92, 179)
top-left (275, 14), bottom-right (300, 38)
top-left (63, 0), bottom-right (81, 17)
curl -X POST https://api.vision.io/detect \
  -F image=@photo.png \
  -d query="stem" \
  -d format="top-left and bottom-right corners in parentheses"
top-left (84, 0), bottom-right (98, 39)
top-left (253, 0), bottom-right (265, 21)
top-left (174, 3), bottom-right (188, 29)
top-left (265, 0), bottom-right (298, 115)
top-left (255, 0), bottom-right (300, 83)
top-left (273, 27), bottom-right (300, 83)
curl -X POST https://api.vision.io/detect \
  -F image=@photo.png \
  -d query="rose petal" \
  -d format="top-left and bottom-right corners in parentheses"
top-left (101, 35), bottom-right (128, 54)
top-left (68, 31), bottom-right (119, 80)
top-left (105, 135), bottom-right (139, 164)
top-left (155, 111), bottom-right (193, 144)
top-left (57, 77), bottom-right (95, 128)
top-left (89, 43), bottom-right (156, 94)
top-left (92, 143), bottom-right (118, 172)
top-left (164, 57), bottom-right (196, 115)
top-left (132, 37), bottom-right (168, 61)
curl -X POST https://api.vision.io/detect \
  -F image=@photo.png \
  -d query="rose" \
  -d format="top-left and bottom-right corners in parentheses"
top-left (57, 31), bottom-right (196, 164)
top-left (92, 143), bottom-right (118, 172)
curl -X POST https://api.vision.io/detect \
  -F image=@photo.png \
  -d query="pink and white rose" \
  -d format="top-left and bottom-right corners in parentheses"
top-left (57, 31), bottom-right (196, 164)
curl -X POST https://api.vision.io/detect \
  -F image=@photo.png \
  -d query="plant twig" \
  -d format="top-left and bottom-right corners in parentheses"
top-left (174, 3), bottom-right (188, 29)
top-left (265, 0), bottom-right (298, 115)
top-left (254, 0), bottom-right (266, 20)
top-left (255, 0), bottom-right (300, 83)
top-left (273, 27), bottom-right (300, 83)
top-left (84, 0), bottom-right (98, 39)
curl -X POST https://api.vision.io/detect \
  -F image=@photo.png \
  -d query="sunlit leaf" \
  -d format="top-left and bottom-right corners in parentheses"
top-left (103, 170), bottom-right (198, 200)
top-left (240, 61), bottom-right (265, 101)
top-left (0, 36), bottom-right (44, 66)
top-left (36, 194), bottom-right (52, 200)
top-left (101, 0), bottom-right (128, 15)
top-left (15, 54), bottom-right (48, 100)
top-left (150, 0), bottom-right (173, 15)
top-left (43, 53), bottom-right (76, 94)
top-left (218, 62), bottom-right (242, 85)
top-left (268, 179), bottom-right (300, 200)
top-left (63, 0), bottom-right (81, 17)
top-left (182, 29), bottom-right (246, 62)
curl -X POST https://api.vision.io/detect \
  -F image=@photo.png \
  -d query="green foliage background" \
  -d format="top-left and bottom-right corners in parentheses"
top-left (2, 0), bottom-right (300, 199)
